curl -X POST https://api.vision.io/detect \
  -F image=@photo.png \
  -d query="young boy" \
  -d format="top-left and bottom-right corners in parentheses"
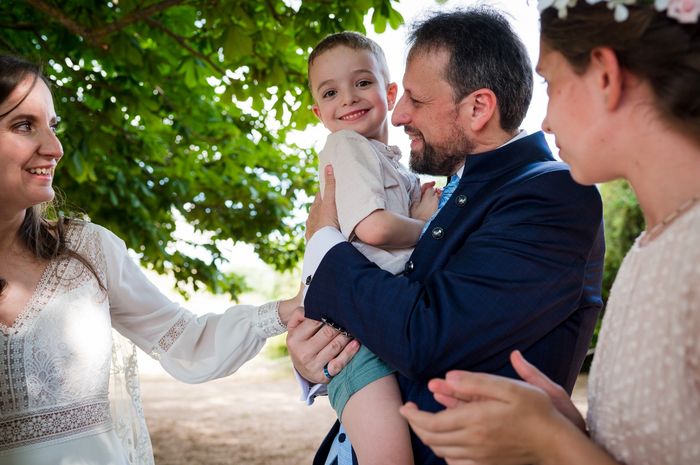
top-left (305, 31), bottom-right (438, 465)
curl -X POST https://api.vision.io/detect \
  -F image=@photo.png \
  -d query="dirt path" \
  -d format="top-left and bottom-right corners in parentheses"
top-left (140, 356), bottom-right (336, 465)
top-left (140, 355), bottom-right (588, 465)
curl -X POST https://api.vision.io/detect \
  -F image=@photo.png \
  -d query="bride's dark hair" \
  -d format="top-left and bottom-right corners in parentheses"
top-left (0, 55), bottom-right (103, 297)
top-left (540, 3), bottom-right (700, 142)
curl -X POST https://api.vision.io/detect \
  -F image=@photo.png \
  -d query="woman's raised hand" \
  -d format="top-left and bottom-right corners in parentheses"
top-left (399, 350), bottom-right (584, 465)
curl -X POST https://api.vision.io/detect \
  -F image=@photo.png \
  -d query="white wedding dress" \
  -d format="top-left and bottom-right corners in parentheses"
top-left (0, 221), bottom-right (286, 465)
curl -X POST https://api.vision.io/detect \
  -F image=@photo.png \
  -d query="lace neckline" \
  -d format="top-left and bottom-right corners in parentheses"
top-left (0, 223), bottom-right (85, 336)
top-left (0, 258), bottom-right (60, 336)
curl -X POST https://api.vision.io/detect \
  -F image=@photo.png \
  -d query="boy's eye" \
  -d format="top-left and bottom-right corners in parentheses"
top-left (322, 89), bottom-right (337, 99)
top-left (356, 80), bottom-right (372, 88)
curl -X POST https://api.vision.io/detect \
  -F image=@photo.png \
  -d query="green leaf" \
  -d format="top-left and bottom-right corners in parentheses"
top-left (0, 0), bottom-right (409, 299)
top-left (223, 26), bottom-right (253, 59)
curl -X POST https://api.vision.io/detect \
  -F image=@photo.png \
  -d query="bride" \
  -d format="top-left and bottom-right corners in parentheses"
top-left (0, 54), bottom-right (300, 465)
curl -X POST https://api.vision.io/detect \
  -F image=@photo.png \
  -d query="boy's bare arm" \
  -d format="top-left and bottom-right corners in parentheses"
top-left (354, 210), bottom-right (425, 248)
top-left (354, 183), bottom-right (439, 248)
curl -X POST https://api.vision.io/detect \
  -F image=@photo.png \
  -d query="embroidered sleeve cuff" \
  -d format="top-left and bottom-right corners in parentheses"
top-left (253, 300), bottom-right (287, 338)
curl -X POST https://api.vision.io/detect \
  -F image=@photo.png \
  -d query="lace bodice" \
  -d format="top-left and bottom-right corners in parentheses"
top-left (0, 222), bottom-right (286, 463)
top-left (588, 203), bottom-right (700, 465)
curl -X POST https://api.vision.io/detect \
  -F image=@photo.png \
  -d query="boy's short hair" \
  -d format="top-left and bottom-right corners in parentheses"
top-left (307, 31), bottom-right (391, 91)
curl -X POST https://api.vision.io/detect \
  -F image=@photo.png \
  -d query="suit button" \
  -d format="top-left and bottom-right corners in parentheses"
top-left (404, 260), bottom-right (415, 272)
top-left (431, 226), bottom-right (444, 240)
top-left (455, 194), bottom-right (468, 207)
top-left (305, 275), bottom-right (312, 285)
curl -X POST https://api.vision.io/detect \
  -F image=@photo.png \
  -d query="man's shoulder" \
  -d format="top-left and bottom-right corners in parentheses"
top-left (489, 160), bottom-right (602, 223)
top-left (509, 159), bottom-right (596, 195)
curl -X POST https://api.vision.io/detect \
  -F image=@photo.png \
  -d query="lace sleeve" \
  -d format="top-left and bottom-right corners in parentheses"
top-left (110, 330), bottom-right (155, 465)
top-left (254, 300), bottom-right (286, 338)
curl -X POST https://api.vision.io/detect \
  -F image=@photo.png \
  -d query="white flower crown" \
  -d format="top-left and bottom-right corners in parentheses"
top-left (538, 0), bottom-right (700, 23)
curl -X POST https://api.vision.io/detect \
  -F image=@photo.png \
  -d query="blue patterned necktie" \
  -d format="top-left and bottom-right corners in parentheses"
top-left (420, 175), bottom-right (460, 237)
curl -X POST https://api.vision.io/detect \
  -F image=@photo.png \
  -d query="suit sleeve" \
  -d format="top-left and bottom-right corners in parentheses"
top-left (304, 170), bottom-right (603, 381)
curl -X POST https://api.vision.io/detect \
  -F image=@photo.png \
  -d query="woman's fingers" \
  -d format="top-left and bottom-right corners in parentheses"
top-left (510, 350), bottom-right (586, 431)
top-left (510, 350), bottom-right (557, 394)
top-left (441, 370), bottom-right (520, 404)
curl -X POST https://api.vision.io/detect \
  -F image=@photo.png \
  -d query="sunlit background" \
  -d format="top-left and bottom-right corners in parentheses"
top-left (142, 0), bottom-right (555, 343)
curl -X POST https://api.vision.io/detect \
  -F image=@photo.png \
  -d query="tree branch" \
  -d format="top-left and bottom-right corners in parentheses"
top-left (0, 22), bottom-right (37, 30)
top-left (264, 0), bottom-right (285, 25)
top-left (24, 0), bottom-right (92, 40)
top-left (0, 35), bottom-right (19, 54)
top-left (92, 0), bottom-right (186, 42)
top-left (145, 18), bottom-right (225, 76)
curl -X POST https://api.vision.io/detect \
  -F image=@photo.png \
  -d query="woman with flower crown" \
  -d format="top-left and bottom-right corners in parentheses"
top-left (399, 1), bottom-right (700, 464)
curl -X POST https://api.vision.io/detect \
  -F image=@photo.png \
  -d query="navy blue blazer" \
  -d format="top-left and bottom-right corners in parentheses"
top-left (305, 132), bottom-right (605, 465)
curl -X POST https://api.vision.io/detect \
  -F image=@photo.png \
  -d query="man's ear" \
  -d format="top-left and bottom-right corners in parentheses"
top-left (312, 104), bottom-right (322, 121)
top-left (589, 46), bottom-right (623, 111)
top-left (459, 88), bottom-right (498, 132)
top-left (386, 82), bottom-right (399, 110)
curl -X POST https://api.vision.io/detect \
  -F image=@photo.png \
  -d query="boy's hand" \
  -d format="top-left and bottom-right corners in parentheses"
top-left (411, 181), bottom-right (439, 221)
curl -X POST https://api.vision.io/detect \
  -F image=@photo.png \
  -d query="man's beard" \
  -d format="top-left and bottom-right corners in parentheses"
top-left (408, 125), bottom-right (475, 176)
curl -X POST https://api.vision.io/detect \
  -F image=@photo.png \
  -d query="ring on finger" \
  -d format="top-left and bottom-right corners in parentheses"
top-left (323, 363), bottom-right (334, 380)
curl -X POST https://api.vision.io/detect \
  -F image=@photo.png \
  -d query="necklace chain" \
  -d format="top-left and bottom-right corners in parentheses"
top-left (643, 193), bottom-right (700, 243)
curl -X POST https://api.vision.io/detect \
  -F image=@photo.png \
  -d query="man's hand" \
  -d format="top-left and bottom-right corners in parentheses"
top-left (286, 308), bottom-right (360, 384)
top-left (306, 164), bottom-right (340, 240)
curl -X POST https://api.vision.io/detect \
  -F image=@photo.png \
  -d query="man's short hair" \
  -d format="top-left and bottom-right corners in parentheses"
top-left (408, 8), bottom-right (533, 132)
top-left (308, 31), bottom-right (391, 90)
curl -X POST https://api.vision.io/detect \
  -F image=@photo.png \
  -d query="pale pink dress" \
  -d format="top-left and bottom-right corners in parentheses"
top-left (588, 202), bottom-right (700, 464)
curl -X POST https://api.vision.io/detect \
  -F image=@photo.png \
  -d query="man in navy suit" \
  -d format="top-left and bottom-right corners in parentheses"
top-left (287, 8), bottom-right (605, 465)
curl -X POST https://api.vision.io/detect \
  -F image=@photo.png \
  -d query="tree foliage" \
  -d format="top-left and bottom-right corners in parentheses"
top-left (600, 180), bottom-right (645, 303)
top-left (582, 179), bottom-right (644, 355)
top-left (0, 0), bottom-right (404, 297)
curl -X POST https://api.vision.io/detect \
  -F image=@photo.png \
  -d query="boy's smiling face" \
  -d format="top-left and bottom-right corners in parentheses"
top-left (310, 46), bottom-right (397, 144)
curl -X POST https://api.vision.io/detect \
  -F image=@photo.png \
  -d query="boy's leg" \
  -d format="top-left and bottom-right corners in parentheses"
top-left (328, 347), bottom-right (413, 465)
top-left (341, 375), bottom-right (414, 465)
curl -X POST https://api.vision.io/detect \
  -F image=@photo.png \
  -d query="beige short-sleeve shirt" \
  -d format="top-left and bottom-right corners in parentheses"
top-left (318, 130), bottom-right (421, 274)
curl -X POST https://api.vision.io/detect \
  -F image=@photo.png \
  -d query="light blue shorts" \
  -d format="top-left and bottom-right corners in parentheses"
top-left (328, 345), bottom-right (395, 419)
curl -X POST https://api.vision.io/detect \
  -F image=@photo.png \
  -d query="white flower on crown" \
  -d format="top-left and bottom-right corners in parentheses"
top-left (667, 0), bottom-right (700, 23)
top-left (601, 0), bottom-right (637, 22)
top-left (537, 0), bottom-right (700, 22)
top-left (538, 0), bottom-right (578, 18)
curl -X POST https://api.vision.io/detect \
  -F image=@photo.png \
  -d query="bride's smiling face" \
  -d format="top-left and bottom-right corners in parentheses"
top-left (0, 76), bottom-right (63, 215)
